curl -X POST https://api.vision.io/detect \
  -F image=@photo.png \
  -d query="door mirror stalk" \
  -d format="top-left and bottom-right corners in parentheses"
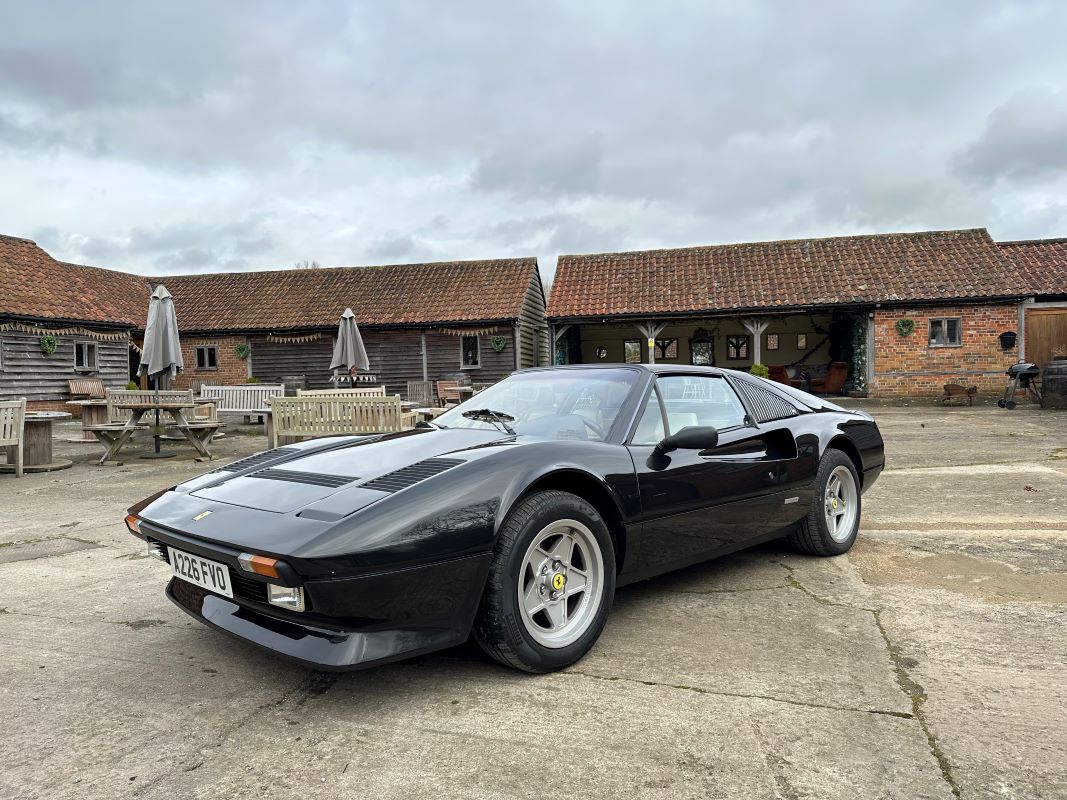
top-left (652, 426), bottom-right (719, 458)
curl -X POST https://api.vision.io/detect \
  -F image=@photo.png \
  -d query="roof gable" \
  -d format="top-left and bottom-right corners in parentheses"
top-left (548, 228), bottom-right (1029, 319)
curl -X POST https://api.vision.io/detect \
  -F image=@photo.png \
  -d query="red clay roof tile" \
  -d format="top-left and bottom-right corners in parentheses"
top-left (999, 239), bottom-right (1067, 297)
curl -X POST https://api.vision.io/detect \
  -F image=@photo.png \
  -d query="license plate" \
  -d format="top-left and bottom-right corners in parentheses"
top-left (168, 547), bottom-right (233, 599)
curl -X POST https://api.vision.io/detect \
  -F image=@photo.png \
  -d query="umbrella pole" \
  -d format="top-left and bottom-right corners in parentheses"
top-left (141, 372), bottom-right (176, 459)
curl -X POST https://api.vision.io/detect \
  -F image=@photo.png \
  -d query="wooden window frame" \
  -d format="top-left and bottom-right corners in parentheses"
top-left (797, 333), bottom-right (807, 350)
top-left (928, 317), bottom-right (963, 348)
top-left (766, 333), bottom-right (779, 351)
top-left (654, 338), bottom-right (679, 360)
top-left (623, 339), bottom-right (643, 364)
top-left (195, 345), bottom-right (219, 370)
top-left (74, 340), bottom-right (98, 372)
top-left (726, 334), bottom-right (750, 361)
top-left (460, 334), bottom-right (481, 369)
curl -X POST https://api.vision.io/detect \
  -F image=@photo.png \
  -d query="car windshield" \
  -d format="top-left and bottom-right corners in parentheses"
top-left (434, 368), bottom-right (640, 441)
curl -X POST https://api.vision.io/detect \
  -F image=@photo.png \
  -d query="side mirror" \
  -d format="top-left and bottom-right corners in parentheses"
top-left (653, 425), bottom-right (719, 457)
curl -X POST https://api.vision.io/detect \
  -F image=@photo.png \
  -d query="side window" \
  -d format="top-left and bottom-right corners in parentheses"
top-left (656, 375), bottom-right (748, 431)
top-left (630, 388), bottom-right (665, 445)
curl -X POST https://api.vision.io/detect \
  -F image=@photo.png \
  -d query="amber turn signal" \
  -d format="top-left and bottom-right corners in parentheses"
top-left (237, 552), bottom-right (280, 579)
top-left (124, 515), bottom-right (141, 534)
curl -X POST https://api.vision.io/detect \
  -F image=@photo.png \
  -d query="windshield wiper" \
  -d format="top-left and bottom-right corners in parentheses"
top-left (462, 408), bottom-right (516, 435)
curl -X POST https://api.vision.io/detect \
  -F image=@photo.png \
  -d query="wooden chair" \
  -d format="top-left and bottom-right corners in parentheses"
top-left (810, 362), bottom-right (848, 395)
top-left (68, 378), bottom-right (106, 400)
top-left (0, 398), bottom-right (26, 478)
top-left (406, 381), bottom-right (435, 406)
top-left (297, 387), bottom-right (387, 397)
top-left (436, 380), bottom-right (461, 406)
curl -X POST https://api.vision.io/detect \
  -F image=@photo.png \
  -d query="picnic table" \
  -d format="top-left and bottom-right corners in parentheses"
top-left (87, 399), bottom-right (220, 465)
top-left (0, 411), bottom-right (73, 473)
top-left (65, 398), bottom-right (109, 442)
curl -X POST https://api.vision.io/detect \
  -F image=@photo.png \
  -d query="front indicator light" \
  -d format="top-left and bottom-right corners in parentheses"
top-left (267, 584), bottom-right (305, 612)
top-left (124, 515), bottom-right (141, 534)
top-left (237, 552), bottom-right (280, 579)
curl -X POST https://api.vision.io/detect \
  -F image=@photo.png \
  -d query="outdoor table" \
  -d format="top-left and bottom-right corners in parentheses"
top-left (90, 401), bottom-right (218, 465)
top-left (1, 411), bottom-right (73, 473)
top-left (413, 406), bottom-right (449, 423)
top-left (65, 398), bottom-right (109, 442)
top-left (457, 386), bottom-right (476, 401)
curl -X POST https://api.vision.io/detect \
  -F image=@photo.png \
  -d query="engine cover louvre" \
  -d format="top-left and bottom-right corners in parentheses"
top-left (251, 469), bottom-right (355, 488)
top-left (216, 448), bottom-right (301, 473)
top-left (360, 458), bottom-right (465, 493)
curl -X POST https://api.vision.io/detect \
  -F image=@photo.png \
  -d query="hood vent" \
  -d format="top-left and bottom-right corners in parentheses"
top-left (252, 469), bottom-right (354, 489)
top-left (361, 458), bottom-right (464, 493)
top-left (218, 448), bottom-right (300, 473)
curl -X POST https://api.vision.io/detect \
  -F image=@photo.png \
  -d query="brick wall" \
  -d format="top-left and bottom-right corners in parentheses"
top-left (870, 303), bottom-right (1019, 397)
top-left (171, 336), bottom-right (249, 390)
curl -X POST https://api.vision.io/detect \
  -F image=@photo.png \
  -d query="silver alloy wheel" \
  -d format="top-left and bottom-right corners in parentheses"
top-left (517, 518), bottom-right (605, 649)
top-left (824, 464), bottom-right (858, 542)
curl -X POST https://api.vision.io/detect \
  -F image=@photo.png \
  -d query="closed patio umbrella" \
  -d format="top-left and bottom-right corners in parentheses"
top-left (138, 285), bottom-right (183, 457)
top-left (329, 308), bottom-right (370, 383)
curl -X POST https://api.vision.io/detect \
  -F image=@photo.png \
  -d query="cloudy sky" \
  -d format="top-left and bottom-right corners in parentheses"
top-left (2, 1), bottom-right (1066, 281)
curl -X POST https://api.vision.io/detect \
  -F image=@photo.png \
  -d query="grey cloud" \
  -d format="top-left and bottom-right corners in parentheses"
top-left (954, 88), bottom-right (1067, 185)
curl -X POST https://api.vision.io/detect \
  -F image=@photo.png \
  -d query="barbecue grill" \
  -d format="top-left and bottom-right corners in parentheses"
top-left (998, 362), bottom-right (1041, 409)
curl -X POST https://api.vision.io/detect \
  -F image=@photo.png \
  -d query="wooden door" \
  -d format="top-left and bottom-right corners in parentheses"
top-left (1026, 308), bottom-right (1067, 371)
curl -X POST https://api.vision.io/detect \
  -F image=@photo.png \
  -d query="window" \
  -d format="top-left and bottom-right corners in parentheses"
top-left (766, 333), bottom-right (779, 351)
top-left (461, 335), bottom-right (480, 367)
top-left (654, 338), bottom-right (678, 360)
top-left (690, 338), bottom-right (714, 366)
top-left (195, 346), bottom-right (218, 370)
top-left (623, 340), bottom-right (643, 364)
top-left (735, 378), bottom-right (799, 423)
top-left (726, 335), bottom-right (750, 360)
top-left (74, 341), bottom-right (97, 370)
top-left (929, 317), bottom-right (962, 347)
top-left (797, 333), bottom-right (807, 350)
top-left (631, 375), bottom-right (749, 445)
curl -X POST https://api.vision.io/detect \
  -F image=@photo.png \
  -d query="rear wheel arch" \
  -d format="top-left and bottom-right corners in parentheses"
top-left (511, 470), bottom-right (627, 575)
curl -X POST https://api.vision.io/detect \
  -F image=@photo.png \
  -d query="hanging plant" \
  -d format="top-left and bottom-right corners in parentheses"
top-left (894, 318), bottom-right (915, 337)
top-left (490, 335), bottom-right (508, 352)
top-left (234, 343), bottom-right (251, 360)
top-left (39, 334), bottom-right (57, 355)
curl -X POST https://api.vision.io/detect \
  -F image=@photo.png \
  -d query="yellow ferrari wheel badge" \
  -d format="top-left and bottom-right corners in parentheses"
top-left (551, 573), bottom-right (566, 591)
top-left (832, 498), bottom-right (838, 510)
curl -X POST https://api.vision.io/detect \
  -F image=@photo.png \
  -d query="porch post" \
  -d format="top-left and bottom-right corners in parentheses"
top-left (420, 332), bottom-right (428, 381)
top-left (743, 318), bottom-right (769, 365)
top-left (634, 321), bottom-right (666, 363)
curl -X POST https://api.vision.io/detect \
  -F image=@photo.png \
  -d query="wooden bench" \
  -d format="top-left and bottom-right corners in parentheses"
top-left (297, 387), bottom-right (387, 397)
top-left (268, 395), bottom-right (416, 448)
top-left (92, 389), bottom-right (221, 464)
top-left (940, 383), bottom-right (978, 406)
top-left (0, 398), bottom-right (26, 477)
top-left (199, 384), bottom-right (285, 422)
top-left (69, 378), bottom-right (106, 400)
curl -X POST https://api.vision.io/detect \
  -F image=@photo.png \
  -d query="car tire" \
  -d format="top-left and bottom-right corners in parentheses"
top-left (473, 490), bottom-right (616, 673)
top-left (788, 449), bottom-right (861, 557)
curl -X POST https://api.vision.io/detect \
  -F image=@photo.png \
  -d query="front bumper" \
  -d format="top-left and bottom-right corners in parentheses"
top-left (138, 524), bottom-right (492, 670)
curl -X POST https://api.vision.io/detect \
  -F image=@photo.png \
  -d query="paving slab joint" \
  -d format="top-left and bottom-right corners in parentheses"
top-left (873, 609), bottom-right (961, 799)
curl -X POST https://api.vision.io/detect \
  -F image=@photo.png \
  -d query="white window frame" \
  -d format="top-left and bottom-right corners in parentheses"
top-left (460, 335), bottom-right (481, 369)
top-left (928, 317), bottom-right (963, 348)
top-left (195, 345), bottom-right (219, 370)
top-left (74, 340), bottom-right (98, 371)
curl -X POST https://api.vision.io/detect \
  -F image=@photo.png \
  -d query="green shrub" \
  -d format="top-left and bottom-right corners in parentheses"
top-left (126, 380), bottom-right (139, 390)
top-left (749, 363), bottom-right (770, 379)
top-left (246, 376), bottom-right (261, 384)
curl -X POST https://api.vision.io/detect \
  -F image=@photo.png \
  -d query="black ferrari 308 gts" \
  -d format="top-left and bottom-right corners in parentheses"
top-left (126, 365), bottom-right (884, 673)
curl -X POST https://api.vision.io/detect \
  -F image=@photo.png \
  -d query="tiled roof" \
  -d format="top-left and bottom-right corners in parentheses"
top-left (160, 258), bottom-right (538, 331)
top-left (0, 235), bottom-right (148, 327)
top-left (548, 228), bottom-right (1029, 319)
top-left (999, 238), bottom-right (1067, 298)
top-left (0, 234), bottom-right (538, 331)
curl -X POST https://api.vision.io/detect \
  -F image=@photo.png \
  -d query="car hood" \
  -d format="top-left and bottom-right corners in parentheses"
top-left (184, 427), bottom-right (511, 514)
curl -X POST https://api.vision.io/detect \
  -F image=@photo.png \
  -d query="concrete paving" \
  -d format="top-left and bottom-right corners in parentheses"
top-left (1, 408), bottom-right (1065, 799)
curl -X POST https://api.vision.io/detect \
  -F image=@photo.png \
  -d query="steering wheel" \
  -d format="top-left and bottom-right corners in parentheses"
top-left (579, 415), bottom-right (606, 439)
